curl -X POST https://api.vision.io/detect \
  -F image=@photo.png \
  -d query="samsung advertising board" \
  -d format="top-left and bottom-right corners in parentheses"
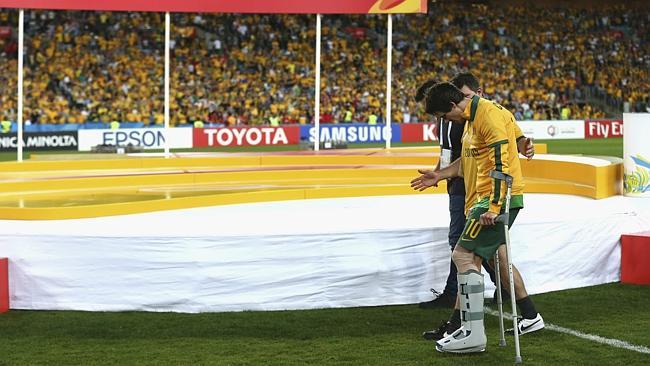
top-left (300, 124), bottom-right (401, 143)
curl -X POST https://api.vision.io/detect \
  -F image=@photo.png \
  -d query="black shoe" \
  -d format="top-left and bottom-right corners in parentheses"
top-left (422, 320), bottom-right (460, 341)
top-left (419, 289), bottom-right (456, 309)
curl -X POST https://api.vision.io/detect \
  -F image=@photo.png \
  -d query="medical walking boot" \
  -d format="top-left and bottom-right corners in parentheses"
top-left (436, 270), bottom-right (487, 353)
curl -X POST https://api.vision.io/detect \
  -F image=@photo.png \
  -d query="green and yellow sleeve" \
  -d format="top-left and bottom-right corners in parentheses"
top-left (480, 109), bottom-right (510, 214)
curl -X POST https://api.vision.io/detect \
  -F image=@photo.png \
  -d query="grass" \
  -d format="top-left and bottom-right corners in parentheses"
top-left (1, 283), bottom-right (648, 365)
top-left (537, 138), bottom-right (623, 158)
top-left (0, 138), bottom-right (623, 162)
top-left (0, 136), bottom-right (631, 365)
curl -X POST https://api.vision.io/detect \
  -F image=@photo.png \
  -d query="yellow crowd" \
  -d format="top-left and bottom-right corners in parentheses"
top-left (0, 1), bottom-right (647, 126)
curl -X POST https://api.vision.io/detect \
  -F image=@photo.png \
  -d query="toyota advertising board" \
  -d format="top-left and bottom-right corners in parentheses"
top-left (193, 126), bottom-right (301, 147)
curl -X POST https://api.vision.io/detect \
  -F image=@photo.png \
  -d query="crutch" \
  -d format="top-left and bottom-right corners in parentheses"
top-left (489, 170), bottom-right (522, 364)
top-left (494, 251), bottom-right (507, 347)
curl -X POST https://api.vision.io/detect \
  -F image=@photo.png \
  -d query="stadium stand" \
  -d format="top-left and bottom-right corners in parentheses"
top-left (0, 1), bottom-right (647, 126)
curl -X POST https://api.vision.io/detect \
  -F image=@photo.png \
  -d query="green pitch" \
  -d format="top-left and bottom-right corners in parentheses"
top-left (0, 283), bottom-right (648, 365)
top-left (537, 138), bottom-right (623, 158)
top-left (0, 138), bottom-right (636, 365)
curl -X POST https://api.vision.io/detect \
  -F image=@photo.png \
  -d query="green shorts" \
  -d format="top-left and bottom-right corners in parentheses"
top-left (457, 206), bottom-right (520, 261)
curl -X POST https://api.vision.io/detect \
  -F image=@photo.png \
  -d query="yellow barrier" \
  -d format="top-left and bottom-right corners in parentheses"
top-left (0, 145), bottom-right (619, 220)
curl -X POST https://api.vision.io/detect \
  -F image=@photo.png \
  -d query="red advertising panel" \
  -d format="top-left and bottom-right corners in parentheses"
top-left (0, 258), bottom-right (8, 313)
top-left (621, 232), bottom-right (650, 285)
top-left (193, 126), bottom-right (300, 147)
top-left (585, 120), bottom-right (624, 139)
top-left (1, 0), bottom-right (426, 13)
top-left (401, 123), bottom-right (438, 143)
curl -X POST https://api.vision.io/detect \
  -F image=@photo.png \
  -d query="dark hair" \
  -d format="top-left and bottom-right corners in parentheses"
top-left (424, 82), bottom-right (465, 115)
top-left (450, 72), bottom-right (480, 92)
top-left (415, 79), bottom-right (437, 102)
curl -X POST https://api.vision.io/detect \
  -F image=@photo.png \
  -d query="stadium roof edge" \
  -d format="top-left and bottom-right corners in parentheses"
top-left (0, 0), bottom-right (428, 14)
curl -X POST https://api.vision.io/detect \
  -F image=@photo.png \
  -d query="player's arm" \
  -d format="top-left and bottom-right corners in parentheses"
top-left (513, 121), bottom-right (534, 159)
top-left (479, 109), bottom-right (510, 219)
top-left (433, 160), bottom-right (441, 172)
top-left (410, 158), bottom-right (460, 191)
top-left (440, 157), bottom-right (461, 179)
top-left (410, 119), bottom-right (444, 190)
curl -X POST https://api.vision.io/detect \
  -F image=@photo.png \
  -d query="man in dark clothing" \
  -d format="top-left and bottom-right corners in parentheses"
top-left (416, 73), bottom-right (534, 309)
top-left (415, 76), bottom-right (499, 309)
top-left (414, 73), bottom-right (537, 342)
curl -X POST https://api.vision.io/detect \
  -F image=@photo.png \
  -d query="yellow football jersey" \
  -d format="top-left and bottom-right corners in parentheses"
top-left (460, 96), bottom-right (525, 214)
top-left (460, 122), bottom-right (479, 214)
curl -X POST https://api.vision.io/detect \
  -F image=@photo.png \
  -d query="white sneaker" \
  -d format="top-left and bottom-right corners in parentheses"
top-left (507, 313), bottom-right (545, 335)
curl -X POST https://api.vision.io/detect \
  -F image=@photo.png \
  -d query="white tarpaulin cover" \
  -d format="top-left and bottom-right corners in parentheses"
top-left (0, 194), bottom-right (648, 312)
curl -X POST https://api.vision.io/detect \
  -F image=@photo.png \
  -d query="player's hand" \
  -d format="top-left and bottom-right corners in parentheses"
top-left (480, 211), bottom-right (498, 226)
top-left (418, 169), bottom-right (438, 178)
top-left (518, 137), bottom-right (534, 160)
top-left (410, 169), bottom-right (442, 191)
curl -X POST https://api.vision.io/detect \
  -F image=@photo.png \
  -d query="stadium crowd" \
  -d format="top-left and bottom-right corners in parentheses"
top-left (0, 1), bottom-right (647, 126)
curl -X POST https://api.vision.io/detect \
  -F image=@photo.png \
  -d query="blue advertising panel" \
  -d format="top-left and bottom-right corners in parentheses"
top-left (300, 123), bottom-right (402, 143)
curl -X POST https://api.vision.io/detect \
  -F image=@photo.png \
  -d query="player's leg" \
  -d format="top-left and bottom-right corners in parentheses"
top-left (485, 257), bottom-right (509, 303)
top-left (495, 246), bottom-right (528, 298)
top-left (421, 252), bottom-right (465, 341)
top-left (496, 245), bottom-right (545, 335)
top-left (443, 194), bottom-right (466, 298)
top-left (422, 200), bottom-right (475, 341)
top-left (422, 291), bottom-right (462, 341)
top-left (436, 211), bottom-right (488, 353)
top-left (437, 203), bottom-right (526, 353)
top-left (420, 194), bottom-right (465, 309)
top-left (493, 208), bottom-right (545, 335)
top-left (436, 279), bottom-right (487, 352)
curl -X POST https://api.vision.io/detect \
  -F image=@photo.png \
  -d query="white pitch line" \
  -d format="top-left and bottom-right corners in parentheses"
top-left (484, 307), bottom-right (650, 355)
